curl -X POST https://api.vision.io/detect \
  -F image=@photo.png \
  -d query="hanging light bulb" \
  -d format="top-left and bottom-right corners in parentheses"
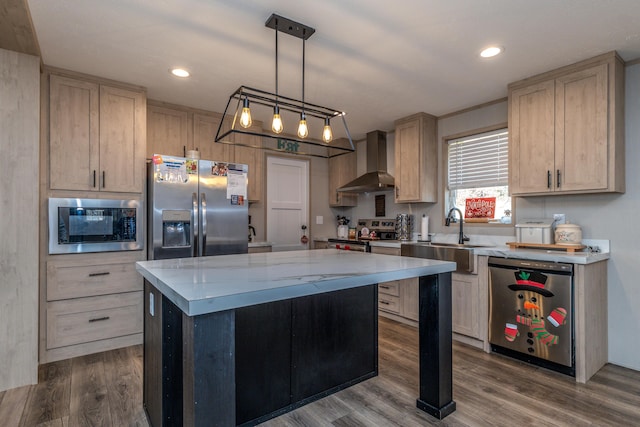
top-left (240, 97), bottom-right (252, 128)
top-left (322, 117), bottom-right (333, 143)
top-left (272, 105), bottom-right (284, 134)
top-left (297, 112), bottom-right (309, 139)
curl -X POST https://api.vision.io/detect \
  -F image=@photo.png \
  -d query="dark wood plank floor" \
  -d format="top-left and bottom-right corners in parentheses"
top-left (2, 317), bottom-right (639, 426)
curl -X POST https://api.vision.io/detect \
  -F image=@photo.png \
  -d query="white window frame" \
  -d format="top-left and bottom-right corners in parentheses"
top-left (444, 124), bottom-right (513, 225)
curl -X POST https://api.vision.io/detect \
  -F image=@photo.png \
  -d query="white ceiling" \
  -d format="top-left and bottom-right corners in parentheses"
top-left (27, 0), bottom-right (640, 140)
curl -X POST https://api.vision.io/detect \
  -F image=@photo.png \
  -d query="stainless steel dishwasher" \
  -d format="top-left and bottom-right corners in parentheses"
top-left (488, 257), bottom-right (575, 376)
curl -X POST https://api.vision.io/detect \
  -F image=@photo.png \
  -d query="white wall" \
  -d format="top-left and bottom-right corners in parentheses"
top-left (0, 49), bottom-right (40, 391)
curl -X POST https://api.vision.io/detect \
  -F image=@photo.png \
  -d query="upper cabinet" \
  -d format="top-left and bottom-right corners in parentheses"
top-left (328, 141), bottom-right (358, 207)
top-left (49, 74), bottom-right (146, 193)
top-left (193, 112), bottom-right (233, 162)
top-left (394, 112), bottom-right (438, 203)
top-left (233, 126), bottom-right (264, 203)
top-left (146, 103), bottom-right (189, 158)
top-left (147, 102), bottom-right (263, 201)
top-left (509, 52), bottom-right (625, 196)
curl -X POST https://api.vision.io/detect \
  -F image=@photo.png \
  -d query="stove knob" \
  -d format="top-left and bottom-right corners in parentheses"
top-left (336, 244), bottom-right (341, 249)
top-left (345, 245), bottom-right (351, 251)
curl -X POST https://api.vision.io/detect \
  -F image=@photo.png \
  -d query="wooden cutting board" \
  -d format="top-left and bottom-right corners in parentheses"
top-left (506, 242), bottom-right (586, 253)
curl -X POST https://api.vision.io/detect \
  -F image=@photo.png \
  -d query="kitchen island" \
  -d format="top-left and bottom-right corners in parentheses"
top-left (136, 249), bottom-right (457, 426)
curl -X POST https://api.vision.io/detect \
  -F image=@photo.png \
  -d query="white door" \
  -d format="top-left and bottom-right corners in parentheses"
top-left (266, 156), bottom-right (309, 252)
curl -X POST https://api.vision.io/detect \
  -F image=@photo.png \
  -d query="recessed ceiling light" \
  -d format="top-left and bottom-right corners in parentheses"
top-left (170, 68), bottom-right (190, 78)
top-left (480, 46), bottom-right (504, 58)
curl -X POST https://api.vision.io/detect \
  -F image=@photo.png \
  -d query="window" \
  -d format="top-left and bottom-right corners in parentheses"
top-left (446, 127), bottom-right (511, 224)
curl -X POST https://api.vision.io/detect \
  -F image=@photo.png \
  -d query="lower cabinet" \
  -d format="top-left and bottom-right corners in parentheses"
top-left (371, 246), bottom-right (419, 323)
top-left (41, 253), bottom-right (144, 363)
top-left (451, 258), bottom-right (489, 350)
top-left (451, 273), bottom-right (480, 338)
top-left (248, 244), bottom-right (272, 253)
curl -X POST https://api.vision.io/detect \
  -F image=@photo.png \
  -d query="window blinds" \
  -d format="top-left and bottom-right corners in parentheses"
top-left (448, 129), bottom-right (508, 190)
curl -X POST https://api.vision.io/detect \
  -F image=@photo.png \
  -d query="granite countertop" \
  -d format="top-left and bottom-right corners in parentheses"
top-left (136, 250), bottom-right (455, 316)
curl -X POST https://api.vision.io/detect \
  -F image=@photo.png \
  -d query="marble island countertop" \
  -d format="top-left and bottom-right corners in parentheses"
top-left (136, 249), bottom-right (456, 316)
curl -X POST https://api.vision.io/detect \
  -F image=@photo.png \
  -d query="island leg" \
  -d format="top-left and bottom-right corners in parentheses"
top-left (416, 272), bottom-right (456, 419)
top-left (182, 310), bottom-right (236, 427)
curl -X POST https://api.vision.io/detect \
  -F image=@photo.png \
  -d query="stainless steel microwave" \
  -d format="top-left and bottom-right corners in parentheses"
top-left (48, 198), bottom-right (143, 254)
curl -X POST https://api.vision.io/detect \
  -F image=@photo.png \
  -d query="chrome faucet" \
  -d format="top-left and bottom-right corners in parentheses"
top-left (445, 207), bottom-right (469, 244)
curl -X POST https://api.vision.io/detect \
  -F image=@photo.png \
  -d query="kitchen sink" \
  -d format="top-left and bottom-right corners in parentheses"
top-left (400, 242), bottom-right (489, 273)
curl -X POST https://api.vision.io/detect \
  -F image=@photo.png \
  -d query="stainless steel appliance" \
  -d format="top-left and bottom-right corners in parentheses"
top-left (327, 218), bottom-right (396, 252)
top-left (49, 197), bottom-right (142, 254)
top-left (488, 257), bottom-right (574, 376)
top-left (148, 154), bottom-right (248, 260)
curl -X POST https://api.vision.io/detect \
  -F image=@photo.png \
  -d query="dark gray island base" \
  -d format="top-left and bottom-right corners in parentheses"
top-left (137, 251), bottom-right (455, 426)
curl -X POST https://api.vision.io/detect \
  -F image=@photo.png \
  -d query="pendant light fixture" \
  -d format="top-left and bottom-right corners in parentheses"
top-left (297, 34), bottom-right (309, 139)
top-left (240, 97), bottom-right (252, 128)
top-left (215, 14), bottom-right (355, 159)
top-left (322, 117), bottom-right (333, 143)
top-left (271, 19), bottom-right (284, 134)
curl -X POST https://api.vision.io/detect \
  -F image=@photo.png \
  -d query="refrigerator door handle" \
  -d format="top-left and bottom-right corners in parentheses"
top-left (192, 192), bottom-right (198, 257)
top-left (200, 193), bottom-right (207, 256)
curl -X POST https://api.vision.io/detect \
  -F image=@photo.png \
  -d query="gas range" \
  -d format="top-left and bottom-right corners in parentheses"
top-left (328, 218), bottom-right (397, 252)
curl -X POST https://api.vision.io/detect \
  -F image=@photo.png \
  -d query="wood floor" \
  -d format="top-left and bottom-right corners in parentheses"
top-left (2, 317), bottom-right (639, 426)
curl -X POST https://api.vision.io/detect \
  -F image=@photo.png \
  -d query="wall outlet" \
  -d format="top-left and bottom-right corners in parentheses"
top-left (316, 215), bottom-right (323, 225)
top-left (553, 213), bottom-right (566, 224)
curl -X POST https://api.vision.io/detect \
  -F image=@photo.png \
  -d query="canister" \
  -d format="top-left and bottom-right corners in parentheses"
top-left (555, 223), bottom-right (582, 245)
top-left (515, 219), bottom-right (555, 244)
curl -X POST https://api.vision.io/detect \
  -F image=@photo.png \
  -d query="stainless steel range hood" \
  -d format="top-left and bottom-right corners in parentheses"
top-left (338, 130), bottom-right (394, 193)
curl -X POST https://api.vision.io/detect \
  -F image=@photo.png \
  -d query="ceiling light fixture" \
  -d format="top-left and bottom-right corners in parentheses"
top-left (215, 14), bottom-right (354, 158)
top-left (480, 46), bottom-right (504, 58)
top-left (170, 68), bottom-right (190, 78)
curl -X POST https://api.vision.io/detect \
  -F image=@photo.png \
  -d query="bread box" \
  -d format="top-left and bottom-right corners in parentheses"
top-left (515, 219), bottom-right (555, 244)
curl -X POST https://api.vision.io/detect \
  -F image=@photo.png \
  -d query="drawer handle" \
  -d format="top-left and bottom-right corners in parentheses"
top-left (380, 285), bottom-right (390, 289)
top-left (89, 316), bottom-right (110, 323)
top-left (380, 301), bottom-right (390, 305)
top-left (88, 272), bottom-right (110, 277)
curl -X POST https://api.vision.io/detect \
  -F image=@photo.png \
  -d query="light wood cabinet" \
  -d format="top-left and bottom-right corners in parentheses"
top-left (46, 291), bottom-right (142, 349)
top-left (146, 103), bottom-right (189, 158)
top-left (371, 246), bottom-right (419, 323)
top-left (393, 112), bottom-right (438, 203)
top-left (41, 253), bottom-right (144, 363)
top-left (329, 141), bottom-right (358, 207)
top-left (194, 112), bottom-right (233, 162)
top-left (233, 126), bottom-right (264, 202)
top-left (451, 273), bottom-right (480, 338)
top-left (147, 103), bottom-right (264, 201)
top-left (49, 74), bottom-right (146, 193)
top-left (509, 52), bottom-right (625, 196)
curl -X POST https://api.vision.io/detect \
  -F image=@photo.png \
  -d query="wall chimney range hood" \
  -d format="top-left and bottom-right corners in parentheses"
top-left (338, 130), bottom-right (395, 193)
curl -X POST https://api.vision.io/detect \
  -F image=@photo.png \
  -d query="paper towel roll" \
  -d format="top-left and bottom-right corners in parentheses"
top-left (421, 215), bottom-right (429, 238)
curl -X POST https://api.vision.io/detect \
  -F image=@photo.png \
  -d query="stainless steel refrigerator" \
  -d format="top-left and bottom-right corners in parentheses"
top-left (147, 154), bottom-right (248, 260)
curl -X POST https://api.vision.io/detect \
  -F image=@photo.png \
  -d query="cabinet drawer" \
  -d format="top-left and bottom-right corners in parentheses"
top-left (47, 291), bottom-right (143, 349)
top-left (378, 281), bottom-right (400, 296)
top-left (47, 260), bottom-right (142, 301)
top-left (378, 294), bottom-right (400, 313)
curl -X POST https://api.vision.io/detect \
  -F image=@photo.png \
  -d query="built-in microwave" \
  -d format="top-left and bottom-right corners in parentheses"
top-left (48, 198), bottom-right (143, 254)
